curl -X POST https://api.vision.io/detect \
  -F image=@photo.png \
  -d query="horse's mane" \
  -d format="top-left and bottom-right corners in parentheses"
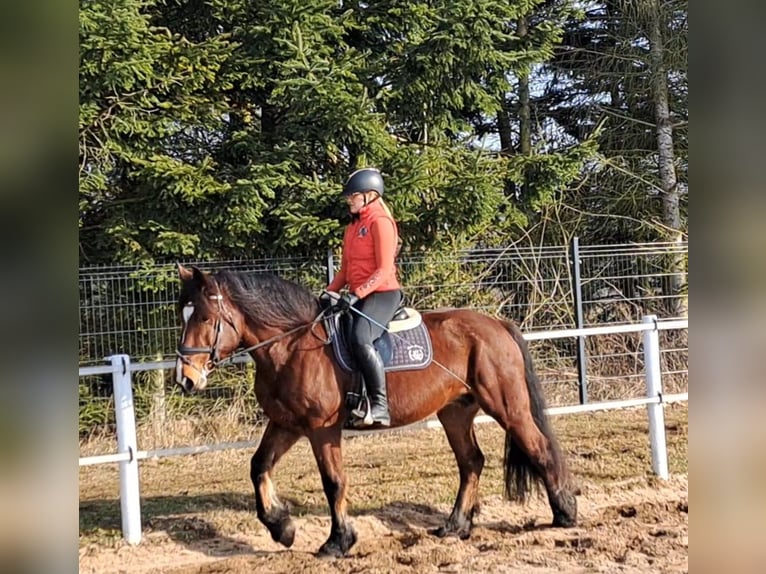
top-left (197, 270), bottom-right (320, 330)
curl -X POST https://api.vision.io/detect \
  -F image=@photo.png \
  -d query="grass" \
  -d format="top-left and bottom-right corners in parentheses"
top-left (79, 403), bottom-right (687, 548)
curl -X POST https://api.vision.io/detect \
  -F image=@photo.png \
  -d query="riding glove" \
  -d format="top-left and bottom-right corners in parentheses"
top-left (336, 292), bottom-right (360, 311)
top-left (319, 290), bottom-right (337, 304)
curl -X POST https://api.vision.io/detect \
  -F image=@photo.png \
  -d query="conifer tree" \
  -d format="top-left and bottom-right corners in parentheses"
top-left (79, 0), bottom-right (234, 263)
top-left (81, 0), bottom-right (670, 265)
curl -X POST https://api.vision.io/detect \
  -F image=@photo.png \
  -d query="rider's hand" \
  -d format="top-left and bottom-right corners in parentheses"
top-left (319, 290), bottom-right (337, 304)
top-left (336, 292), bottom-right (360, 311)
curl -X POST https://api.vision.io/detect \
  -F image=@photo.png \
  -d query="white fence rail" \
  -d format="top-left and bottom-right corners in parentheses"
top-left (78, 315), bottom-right (688, 545)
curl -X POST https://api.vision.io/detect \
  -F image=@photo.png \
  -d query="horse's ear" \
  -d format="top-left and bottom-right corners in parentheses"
top-left (177, 263), bottom-right (194, 282)
top-left (177, 264), bottom-right (208, 285)
top-left (190, 266), bottom-right (208, 285)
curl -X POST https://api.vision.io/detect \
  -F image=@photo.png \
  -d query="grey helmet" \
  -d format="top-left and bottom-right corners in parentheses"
top-left (342, 168), bottom-right (384, 197)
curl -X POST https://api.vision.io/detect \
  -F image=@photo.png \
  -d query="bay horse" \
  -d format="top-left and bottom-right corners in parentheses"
top-left (174, 264), bottom-right (577, 557)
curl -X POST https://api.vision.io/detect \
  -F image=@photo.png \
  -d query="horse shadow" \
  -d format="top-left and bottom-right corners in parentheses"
top-left (80, 493), bottom-right (270, 558)
top-left (283, 497), bottom-right (552, 540)
top-left (80, 491), bottom-right (548, 556)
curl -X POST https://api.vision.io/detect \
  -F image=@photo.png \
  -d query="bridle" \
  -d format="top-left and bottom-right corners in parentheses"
top-left (176, 283), bottom-right (334, 381)
top-left (176, 284), bottom-right (240, 375)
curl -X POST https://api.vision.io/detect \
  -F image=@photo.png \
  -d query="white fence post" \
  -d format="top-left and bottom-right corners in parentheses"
top-left (641, 316), bottom-right (669, 479)
top-left (109, 354), bottom-right (142, 544)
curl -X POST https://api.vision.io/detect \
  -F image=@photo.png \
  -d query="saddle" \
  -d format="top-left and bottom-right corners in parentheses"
top-left (323, 302), bottom-right (433, 373)
top-left (321, 296), bottom-right (433, 427)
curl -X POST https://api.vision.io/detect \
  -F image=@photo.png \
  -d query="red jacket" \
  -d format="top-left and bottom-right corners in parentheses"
top-left (327, 200), bottom-right (401, 298)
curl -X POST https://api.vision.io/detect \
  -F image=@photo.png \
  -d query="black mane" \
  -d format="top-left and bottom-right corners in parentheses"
top-left (180, 270), bottom-right (320, 330)
top-left (219, 271), bottom-right (320, 329)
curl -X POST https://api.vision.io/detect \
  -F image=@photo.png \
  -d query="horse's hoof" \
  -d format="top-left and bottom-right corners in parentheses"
top-left (552, 511), bottom-right (577, 528)
top-left (273, 519), bottom-right (296, 547)
top-left (317, 541), bottom-right (346, 559)
top-left (553, 510), bottom-right (577, 528)
top-left (552, 491), bottom-right (578, 527)
top-left (317, 527), bottom-right (357, 558)
top-left (430, 525), bottom-right (471, 540)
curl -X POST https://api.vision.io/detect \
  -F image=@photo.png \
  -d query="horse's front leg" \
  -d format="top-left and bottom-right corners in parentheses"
top-left (250, 421), bottom-right (301, 547)
top-left (307, 426), bottom-right (357, 557)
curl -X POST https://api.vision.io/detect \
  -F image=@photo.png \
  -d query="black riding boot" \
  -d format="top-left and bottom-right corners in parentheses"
top-left (355, 343), bottom-right (390, 427)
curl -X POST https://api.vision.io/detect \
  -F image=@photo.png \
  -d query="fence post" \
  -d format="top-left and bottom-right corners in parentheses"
top-left (109, 354), bottom-right (142, 544)
top-left (641, 316), bottom-right (669, 479)
top-left (569, 236), bottom-right (588, 403)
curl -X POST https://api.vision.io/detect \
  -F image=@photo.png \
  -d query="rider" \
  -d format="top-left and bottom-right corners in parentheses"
top-left (325, 167), bottom-right (403, 427)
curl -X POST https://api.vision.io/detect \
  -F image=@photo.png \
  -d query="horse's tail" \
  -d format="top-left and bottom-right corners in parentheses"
top-left (502, 321), bottom-right (569, 503)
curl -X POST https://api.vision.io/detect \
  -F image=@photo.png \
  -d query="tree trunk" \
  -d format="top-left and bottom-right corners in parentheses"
top-left (517, 16), bottom-right (532, 158)
top-left (517, 15), bottom-right (532, 199)
top-left (497, 98), bottom-right (516, 196)
top-left (497, 98), bottom-right (514, 155)
top-left (647, 0), bottom-right (686, 317)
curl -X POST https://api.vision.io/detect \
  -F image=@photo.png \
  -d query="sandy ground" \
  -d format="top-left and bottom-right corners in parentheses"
top-left (80, 407), bottom-right (688, 573)
top-left (79, 476), bottom-right (687, 574)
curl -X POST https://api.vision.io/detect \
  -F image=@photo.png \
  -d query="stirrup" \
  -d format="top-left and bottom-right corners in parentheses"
top-left (350, 395), bottom-right (368, 419)
top-left (349, 397), bottom-right (374, 427)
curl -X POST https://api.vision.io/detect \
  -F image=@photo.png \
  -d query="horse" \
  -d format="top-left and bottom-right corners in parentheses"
top-left (174, 264), bottom-right (577, 557)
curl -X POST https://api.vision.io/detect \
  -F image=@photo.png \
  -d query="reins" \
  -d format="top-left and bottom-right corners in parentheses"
top-left (215, 308), bottom-right (334, 366)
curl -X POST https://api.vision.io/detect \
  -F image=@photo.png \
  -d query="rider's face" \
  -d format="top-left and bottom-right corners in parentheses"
top-left (345, 192), bottom-right (366, 214)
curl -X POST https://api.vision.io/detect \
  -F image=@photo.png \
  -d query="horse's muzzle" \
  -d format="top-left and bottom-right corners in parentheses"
top-left (175, 355), bottom-right (209, 393)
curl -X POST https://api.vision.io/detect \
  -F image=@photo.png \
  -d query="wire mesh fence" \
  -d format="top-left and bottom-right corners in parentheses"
top-left (78, 240), bottom-right (687, 448)
top-left (78, 257), bottom-right (328, 366)
top-left (578, 242), bottom-right (688, 326)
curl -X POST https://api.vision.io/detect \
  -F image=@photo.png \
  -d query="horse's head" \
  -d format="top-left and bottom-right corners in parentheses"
top-left (175, 264), bottom-right (242, 393)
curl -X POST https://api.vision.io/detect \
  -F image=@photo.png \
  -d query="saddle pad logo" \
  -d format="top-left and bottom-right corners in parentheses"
top-left (407, 345), bottom-right (425, 362)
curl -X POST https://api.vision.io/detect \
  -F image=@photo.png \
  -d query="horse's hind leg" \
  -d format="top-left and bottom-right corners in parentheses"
top-left (307, 426), bottom-right (357, 557)
top-left (250, 421), bottom-right (301, 547)
top-left (433, 396), bottom-right (483, 539)
top-left (500, 408), bottom-right (577, 527)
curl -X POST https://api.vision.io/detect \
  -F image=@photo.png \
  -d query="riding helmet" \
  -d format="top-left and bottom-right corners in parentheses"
top-left (342, 168), bottom-right (384, 197)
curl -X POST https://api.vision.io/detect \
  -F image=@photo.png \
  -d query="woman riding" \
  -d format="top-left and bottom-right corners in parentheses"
top-left (324, 167), bottom-right (403, 428)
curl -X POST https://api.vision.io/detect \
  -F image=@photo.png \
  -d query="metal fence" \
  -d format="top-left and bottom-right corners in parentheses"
top-left (78, 240), bottom-right (687, 438)
top-left (79, 240), bottom-right (687, 364)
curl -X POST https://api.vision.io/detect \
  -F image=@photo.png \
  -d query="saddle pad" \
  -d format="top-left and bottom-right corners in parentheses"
top-left (325, 313), bottom-right (433, 373)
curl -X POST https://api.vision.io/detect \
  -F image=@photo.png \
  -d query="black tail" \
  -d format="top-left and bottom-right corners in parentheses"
top-left (502, 321), bottom-right (568, 503)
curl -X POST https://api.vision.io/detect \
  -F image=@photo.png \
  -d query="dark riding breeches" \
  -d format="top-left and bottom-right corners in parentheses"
top-left (348, 289), bottom-right (402, 354)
